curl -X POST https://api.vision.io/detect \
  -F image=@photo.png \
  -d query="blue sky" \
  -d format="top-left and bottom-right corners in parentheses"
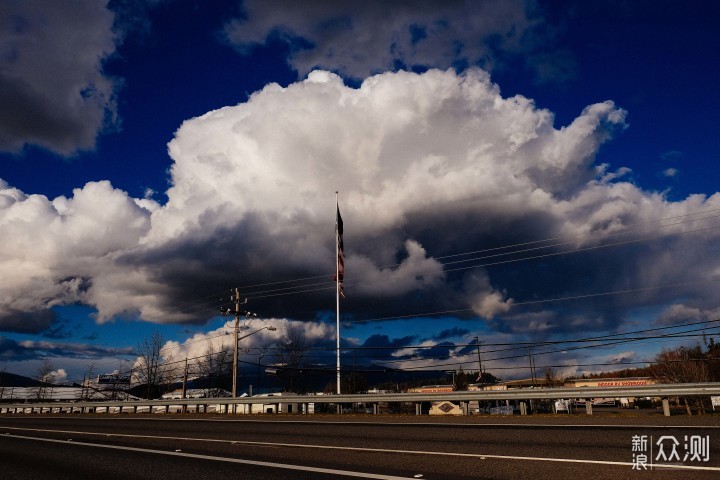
top-left (1, 0), bottom-right (720, 384)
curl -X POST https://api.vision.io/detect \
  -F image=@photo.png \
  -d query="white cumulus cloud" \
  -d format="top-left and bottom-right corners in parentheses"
top-left (1, 68), bottom-right (720, 339)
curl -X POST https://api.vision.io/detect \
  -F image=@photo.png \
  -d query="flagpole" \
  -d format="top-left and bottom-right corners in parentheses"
top-left (336, 191), bottom-right (341, 396)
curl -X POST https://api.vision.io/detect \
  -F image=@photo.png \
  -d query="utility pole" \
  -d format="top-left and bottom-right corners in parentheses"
top-left (182, 358), bottom-right (188, 399)
top-left (222, 292), bottom-right (274, 414)
top-left (257, 353), bottom-right (264, 396)
top-left (473, 336), bottom-right (483, 387)
top-left (181, 357), bottom-right (188, 414)
top-left (528, 347), bottom-right (537, 386)
top-left (231, 288), bottom-right (246, 412)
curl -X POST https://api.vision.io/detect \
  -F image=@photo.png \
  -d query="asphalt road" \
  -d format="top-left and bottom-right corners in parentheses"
top-left (1, 414), bottom-right (719, 480)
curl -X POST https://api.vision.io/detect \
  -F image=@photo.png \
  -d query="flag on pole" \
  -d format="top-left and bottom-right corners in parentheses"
top-left (335, 204), bottom-right (345, 298)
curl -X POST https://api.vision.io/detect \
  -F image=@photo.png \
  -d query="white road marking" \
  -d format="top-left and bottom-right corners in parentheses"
top-left (2, 425), bottom-right (719, 472)
top-left (7, 415), bottom-right (720, 430)
top-left (1, 433), bottom-right (415, 480)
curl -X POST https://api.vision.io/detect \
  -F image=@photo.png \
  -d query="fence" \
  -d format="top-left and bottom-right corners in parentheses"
top-left (1, 382), bottom-right (719, 417)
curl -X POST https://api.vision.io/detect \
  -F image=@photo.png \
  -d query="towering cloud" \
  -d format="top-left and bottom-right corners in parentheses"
top-left (1, 68), bottom-right (719, 339)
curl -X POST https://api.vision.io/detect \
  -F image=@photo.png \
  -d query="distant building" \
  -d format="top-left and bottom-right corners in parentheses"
top-left (407, 384), bottom-right (453, 393)
top-left (563, 377), bottom-right (655, 388)
top-left (0, 386), bottom-right (109, 402)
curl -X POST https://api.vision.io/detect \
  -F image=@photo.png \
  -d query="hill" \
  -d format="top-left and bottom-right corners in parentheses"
top-left (0, 371), bottom-right (43, 387)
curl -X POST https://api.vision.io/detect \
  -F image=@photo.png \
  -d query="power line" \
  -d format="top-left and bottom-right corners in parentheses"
top-left (346, 278), bottom-right (720, 324)
top-left (191, 208), bottom-right (720, 302)
top-left (434, 208), bottom-right (720, 262)
top-left (440, 212), bottom-right (720, 267)
top-left (235, 221), bottom-right (720, 303)
top-left (233, 207), bottom-right (720, 300)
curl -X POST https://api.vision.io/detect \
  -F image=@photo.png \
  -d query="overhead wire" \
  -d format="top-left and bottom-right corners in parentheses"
top-left (51, 209), bottom-right (720, 381)
top-left (231, 207), bottom-right (720, 300)
top-left (95, 208), bottom-right (720, 325)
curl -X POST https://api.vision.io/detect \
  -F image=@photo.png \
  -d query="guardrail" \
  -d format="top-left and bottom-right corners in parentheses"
top-left (1, 383), bottom-right (718, 416)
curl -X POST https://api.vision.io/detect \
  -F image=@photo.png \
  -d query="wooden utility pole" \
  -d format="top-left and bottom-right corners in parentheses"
top-left (232, 288), bottom-right (242, 411)
top-left (473, 336), bottom-right (484, 387)
top-left (182, 358), bottom-right (188, 399)
top-left (181, 358), bottom-right (188, 414)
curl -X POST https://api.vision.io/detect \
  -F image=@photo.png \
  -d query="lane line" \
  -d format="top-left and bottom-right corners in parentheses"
top-left (4, 415), bottom-right (720, 430)
top-left (2, 425), bottom-right (719, 472)
top-left (0, 433), bottom-right (415, 480)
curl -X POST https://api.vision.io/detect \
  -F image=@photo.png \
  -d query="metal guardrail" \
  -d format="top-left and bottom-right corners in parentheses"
top-left (1, 383), bottom-right (719, 414)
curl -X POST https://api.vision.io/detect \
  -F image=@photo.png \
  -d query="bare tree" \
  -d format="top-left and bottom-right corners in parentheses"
top-left (196, 343), bottom-right (232, 397)
top-left (274, 324), bottom-right (310, 393)
top-left (33, 359), bottom-right (56, 401)
top-left (77, 363), bottom-right (96, 401)
top-left (0, 367), bottom-right (6, 400)
top-left (544, 367), bottom-right (563, 387)
top-left (651, 345), bottom-right (709, 414)
top-left (135, 332), bottom-right (173, 399)
top-left (453, 366), bottom-right (469, 391)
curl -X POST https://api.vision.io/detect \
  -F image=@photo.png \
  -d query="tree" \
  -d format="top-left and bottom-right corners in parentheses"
top-left (453, 366), bottom-right (469, 391)
top-left (476, 370), bottom-right (500, 386)
top-left (196, 343), bottom-right (232, 396)
top-left (651, 344), bottom-right (709, 415)
top-left (274, 324), bottom-right (310, 393)
top-left (33, 359), bottom-right (56, 401)
top-left (0, 367), bottom-right (6, 400)
top-left (544, 367), bottom-right (563, 387)
top-left (77, 363), bottom-right (96, 401)
top-left (703, 335), bottom-right (720, 381)
top-left (341, 372), bottom-right (368, 395)
top-left (135, 332), bottom-right (173, 399)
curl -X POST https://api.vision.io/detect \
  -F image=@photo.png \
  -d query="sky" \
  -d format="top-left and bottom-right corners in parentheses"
top-left (1, 0), bottom-right (720, 386)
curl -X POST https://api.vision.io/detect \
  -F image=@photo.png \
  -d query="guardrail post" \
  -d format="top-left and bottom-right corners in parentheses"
top-left (585, 399), bottom-right (593, 415)
top-left (415, 402), bottom-right (421, 415)
top-left (520, 402), bottom-right (527, 415)
top-left (662, 398), bottom-right (671, 416)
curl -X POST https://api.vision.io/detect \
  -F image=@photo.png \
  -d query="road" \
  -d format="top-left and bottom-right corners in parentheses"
top-left (1, 414), bottom-right (719, 479)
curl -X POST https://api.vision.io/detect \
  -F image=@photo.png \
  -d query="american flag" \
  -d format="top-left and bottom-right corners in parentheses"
top-left (335, 205), bottom-right (345, 298)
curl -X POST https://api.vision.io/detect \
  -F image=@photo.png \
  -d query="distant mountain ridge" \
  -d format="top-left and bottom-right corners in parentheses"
top-left (0, 371), bottom-right (43, 387)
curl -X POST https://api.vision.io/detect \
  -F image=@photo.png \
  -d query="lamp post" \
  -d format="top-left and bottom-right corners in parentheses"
top-left (445, 370), bottom-right (456, 387)
top-left (232, 326), bottom-right (277, 401)
top-left (256, 353), bottom-right (264, 396)
top-left (473, 336), bottom-right (484, 387)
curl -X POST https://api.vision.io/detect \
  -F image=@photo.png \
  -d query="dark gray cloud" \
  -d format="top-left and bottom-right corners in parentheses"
top-left (0, 0), bottom-right (121, 155)
top-left (433, 328), bottom-right (471, 341)
top-left (0, 309), bottom-right (56, 334)
top-left (362, 334), bottom-right (417, 350)
top-left (224, 0), bottom-right (565, 82)
top-left (0, 336), bottom-right (134, 362)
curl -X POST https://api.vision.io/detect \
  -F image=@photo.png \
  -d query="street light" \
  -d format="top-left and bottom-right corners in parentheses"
top-left (445, 370), bottom-right (456, 387)
top-left (256, 353), bottom-right (264, 396)
top-left (232, 326), bottom-right (277, 401)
